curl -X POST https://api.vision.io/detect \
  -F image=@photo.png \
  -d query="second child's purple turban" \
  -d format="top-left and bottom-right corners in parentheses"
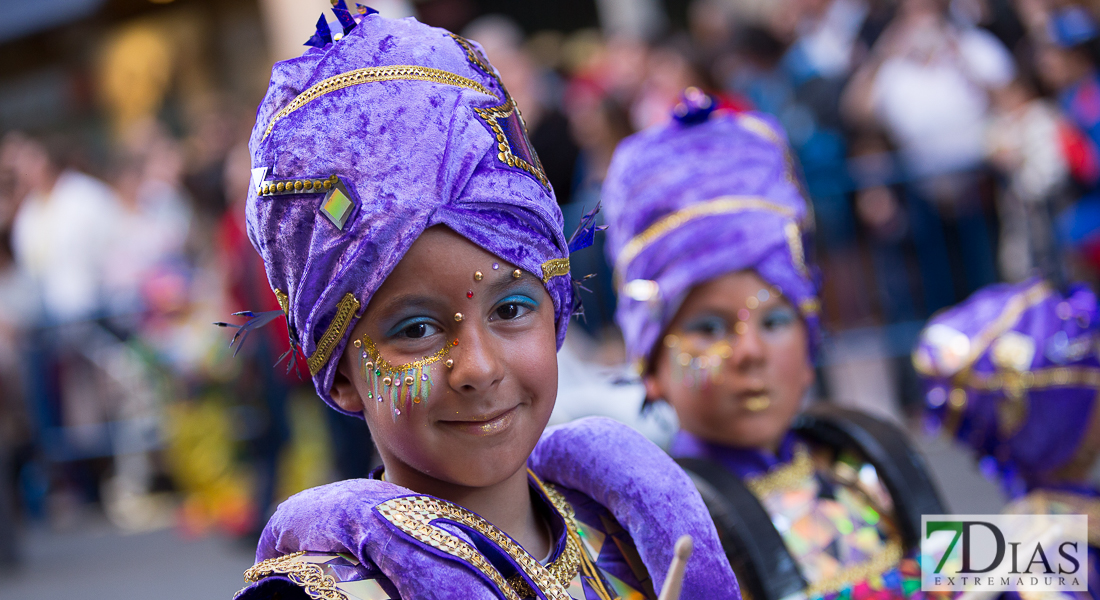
top-left (245, 14), bottom-right (572, 416)
top-left (914, 279), bottom-right (1100, 496)
top-left (602, 96), bottom-right (820, 371)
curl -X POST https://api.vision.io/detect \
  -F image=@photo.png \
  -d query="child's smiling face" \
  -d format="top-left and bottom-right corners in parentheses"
top-left (331, 226), bottom-right (559, 489)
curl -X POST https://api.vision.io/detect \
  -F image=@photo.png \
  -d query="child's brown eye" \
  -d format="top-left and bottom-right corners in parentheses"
top-left (496, 303), bottom-right (520, 320)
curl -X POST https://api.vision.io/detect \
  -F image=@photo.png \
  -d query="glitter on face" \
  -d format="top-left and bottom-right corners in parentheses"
top-left (467, 291), bottom-right (473, 299)
top-left (492, 263), bottom-right (499, 270)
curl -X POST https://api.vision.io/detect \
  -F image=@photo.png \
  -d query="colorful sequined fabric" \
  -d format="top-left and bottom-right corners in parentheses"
top-left (673, 431), bottom-right (945, 600)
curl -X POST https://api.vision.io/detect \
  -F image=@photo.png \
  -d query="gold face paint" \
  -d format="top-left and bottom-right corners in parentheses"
top-left (358, 335), bottom-right (454, 420)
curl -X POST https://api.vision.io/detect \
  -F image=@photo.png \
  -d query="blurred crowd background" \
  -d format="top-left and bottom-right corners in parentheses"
top-left (0, 0), bottom-right (1098, 596)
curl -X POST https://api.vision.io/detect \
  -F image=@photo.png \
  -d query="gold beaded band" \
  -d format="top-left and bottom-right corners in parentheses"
top-left (540, 257), bottom-right (570, 283)
top-left (262, 65), bottom-right (494, 140)
top-left (474, 97), bottom-right (550, 189)
top-left (258, 174), bottom-right (338, 197)
top-left (307, 292), bottom-right (361, 376)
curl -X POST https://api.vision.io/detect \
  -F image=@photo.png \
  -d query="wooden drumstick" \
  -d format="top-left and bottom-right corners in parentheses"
top-left (658, 535), bottom-right (694, 600)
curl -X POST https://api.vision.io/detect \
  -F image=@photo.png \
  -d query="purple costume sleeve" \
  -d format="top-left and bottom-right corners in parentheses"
top-left (529, 417), bottom-right (741, 599)
top-left (241, 418), bottom-right (740, 599)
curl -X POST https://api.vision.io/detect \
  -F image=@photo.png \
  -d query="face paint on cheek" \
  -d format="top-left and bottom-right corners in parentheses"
top-left (355, 336), bottom-right (455, 421)
top-left (664, 334), bottom-right (732, 390)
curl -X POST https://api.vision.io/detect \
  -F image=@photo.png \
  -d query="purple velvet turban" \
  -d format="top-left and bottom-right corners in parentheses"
top-left (602, 99), bottom-right (819, 371)
top-left (246, 14), bottom-right (572, 415)
top-left (913, 279), bottom-right (1100, 496)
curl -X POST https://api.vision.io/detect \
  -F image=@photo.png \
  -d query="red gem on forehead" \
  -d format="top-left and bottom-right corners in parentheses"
top-left (452, 339), bottom-right (459, 346)
top-left (467, 291), bottom-right (473, 298)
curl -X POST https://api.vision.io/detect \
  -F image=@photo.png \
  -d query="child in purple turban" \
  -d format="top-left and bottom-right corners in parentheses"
top-left (603, 89), bottom-right (946, 600)
top-left (914, 278), bottom-right (1100, 599)
top-left (229, 7), bottom-right (739, 600)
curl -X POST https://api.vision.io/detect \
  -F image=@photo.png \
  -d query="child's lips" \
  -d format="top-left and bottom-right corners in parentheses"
top-left (440, 405), bottom-right (518, 436)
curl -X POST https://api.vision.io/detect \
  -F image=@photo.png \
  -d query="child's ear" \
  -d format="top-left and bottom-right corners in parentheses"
top-left (330, 355), bottom-right (365, 414)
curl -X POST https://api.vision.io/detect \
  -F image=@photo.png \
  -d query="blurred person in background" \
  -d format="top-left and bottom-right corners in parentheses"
top-left (0, 133), bottom-right (40, 566)
top-left (844, 0), bottom-right (1015, 315)
top-left (106, 121), bottom-right (193, 316)
top-left (9, 132), bottom-right (119, 325)
top-left (1037, 5), bottom-right (1100, 283)
top-left (914, 278), bottom-right (1100, 597)
top-left (6, 130), bottom-right (123, 517)
top-left (603, 91), bottom-right (945, 600)
top-left (984, 71), bottom-right (1074, 282)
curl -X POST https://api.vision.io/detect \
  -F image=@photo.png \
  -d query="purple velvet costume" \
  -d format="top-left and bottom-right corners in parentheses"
top-left (914, 279), bottom-right (1100, 600)
top-left (233, 10), bottom-right (739, 600)
top-left (914, 278), bottom-right (1100, 496)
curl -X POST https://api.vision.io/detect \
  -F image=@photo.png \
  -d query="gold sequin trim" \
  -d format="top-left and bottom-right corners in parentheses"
top-left (474, 97), bottom-right (551, 189)
top-left (745, 446), bottom-right (814, 498)
top-left (614, 196), bottom-right (800, 287)
top-left (359, 335), bottom-right (453, 374)
top-left (376, 490), bottom-right (574, 600)
top-left (262, 66), bottom-right (494, 140)
top-left (540, 257), bottom-right (570, 283)
top-left (448, 34), bottom-right (550, 190)
top-left (238, 551), bottom-right (349, 600)
top-left (509, 474), bottom-right (585, 598)
top-left (799, 297), bottom-right (821, 316)
top-left (275, 289), bottom-right (290, 315)
top-left (259, 174), bottom-right (338, 197)
top-left (805, 539), bottom-right (903, 597)
top-left (307, 292), bottom-right (361, 376)
top-left (450, 34), bottom-right (494, 77)
top-left (965, 366), bottom-right (1100, 394)
top-left (784, 221), bottom-right (809, 278)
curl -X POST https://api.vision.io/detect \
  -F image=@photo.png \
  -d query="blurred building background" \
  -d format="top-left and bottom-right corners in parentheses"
top-left (1, 0), bottom-right (1098, 597)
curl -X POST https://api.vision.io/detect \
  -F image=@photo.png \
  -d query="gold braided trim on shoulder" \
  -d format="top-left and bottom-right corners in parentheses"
top-left (614, 196), bottom-right (799, 287)
top-left (745, 446), bottom-right (815, 498)
top-left (541, 257), bottom-right (570, 283)
top-left (307, 292), bottom-right (361, 376)
top-left (274, 289), bottom-right (290, 315)
top-left (376, 494), bottom-right (572, 600)
top-left (262, 65), bottom-right (494, 140)
top-left (805, 539), bottom-right (904, 597)
top-left (238, 551), bottom-right (349, 600)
